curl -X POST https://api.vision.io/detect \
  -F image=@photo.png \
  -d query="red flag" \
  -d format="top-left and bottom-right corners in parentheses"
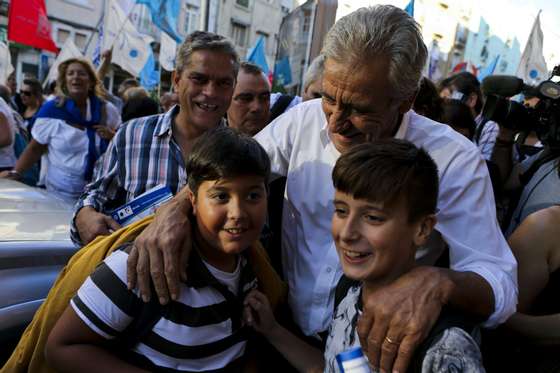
top-left (8, 0), bottom-right (58, 53)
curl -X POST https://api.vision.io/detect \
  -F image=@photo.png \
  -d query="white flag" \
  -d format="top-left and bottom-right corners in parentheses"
top-left (103, 0), bottom-right (153, 77)
top-left (517, 13), bottom-right (548, 85)
top-left (0, 41), bottom-right (14, 85)
top-left (43, 38), bottom-right (84, 86)
top-left (159, 31), bottom-right (177, 71)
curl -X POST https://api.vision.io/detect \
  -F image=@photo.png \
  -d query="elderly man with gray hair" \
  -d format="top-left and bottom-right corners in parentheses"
top-left (302, 54), bottom-right (325, 101)
top-left (71, 31), bottom-right (239, 245)
top-left (129, 6), bottom-right (517, 372)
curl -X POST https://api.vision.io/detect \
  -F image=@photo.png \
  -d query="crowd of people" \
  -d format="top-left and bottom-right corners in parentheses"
top-left (1, 4), bottom-right (559, 373)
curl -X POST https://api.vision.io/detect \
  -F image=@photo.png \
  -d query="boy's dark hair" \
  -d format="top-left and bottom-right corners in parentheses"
top-left (332, 139), bottom-right (439, 222)
top-left (186, 127), bottom-right (270, 194)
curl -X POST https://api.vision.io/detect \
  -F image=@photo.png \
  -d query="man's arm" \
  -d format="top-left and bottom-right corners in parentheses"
top-left (96, 49), bottom-right (113, 82)
top-left (45, 307), bottom-right (148, 373)
top-left (71, 132), bottom-right (122, 245)
top-left (127, 186), bottom-right (192, 304)
top-left (505, 206), bottom-right (560, 345)
top-left (490, 126), bottom-right (522, 190)
top-left (0, 139), bottom-right (46, 177)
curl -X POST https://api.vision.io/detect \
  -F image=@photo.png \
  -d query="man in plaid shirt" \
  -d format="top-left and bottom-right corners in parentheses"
top-left (71, 31), bottom-right (238, 245)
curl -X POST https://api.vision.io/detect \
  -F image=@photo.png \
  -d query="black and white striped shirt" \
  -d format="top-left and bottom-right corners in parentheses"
top-left (71, 246), bottom-right (258, 372)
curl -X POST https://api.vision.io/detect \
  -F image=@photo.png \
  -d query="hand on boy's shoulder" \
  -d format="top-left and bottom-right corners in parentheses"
top-left (357, 266), bottom-right (455, 373)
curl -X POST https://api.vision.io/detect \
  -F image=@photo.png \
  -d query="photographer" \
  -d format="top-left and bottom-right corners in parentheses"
top-left (487, 68), bottom-right (560, 235)
top-left (441, 72), bottom-right (500, 161)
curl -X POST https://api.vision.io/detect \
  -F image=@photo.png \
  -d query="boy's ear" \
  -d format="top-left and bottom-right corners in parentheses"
top-left (186, 186), bottom-right (197, 215)
top-left (413, 214), bottom-right (437, 247)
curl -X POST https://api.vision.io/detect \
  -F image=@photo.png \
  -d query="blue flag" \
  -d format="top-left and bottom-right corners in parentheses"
top-left (92, 24), bottom-right (103, 67)
top-left (404, 0), bottom-right (414, 17)
top-left (247, 36), bottom-right (269, 74)
top-left (478, 55), bottom-right (500, 82)
top-left (139, 49), bottom-right (160, 89)
top-left (274, 56), bottom-right (292, 86)
top-left (136, 0), bottom-right (182, 43)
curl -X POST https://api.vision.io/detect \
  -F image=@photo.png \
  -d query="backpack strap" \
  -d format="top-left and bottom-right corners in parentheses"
top-left (269, 94), bottom-right (294, 123)
top-left (474, 117), bottom-right (490, 144)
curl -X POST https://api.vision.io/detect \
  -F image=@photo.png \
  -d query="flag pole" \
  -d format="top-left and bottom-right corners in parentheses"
top-left (84, 0), bottom-right (106, 55)
top-left (157, 60), bottom-right (162, 98)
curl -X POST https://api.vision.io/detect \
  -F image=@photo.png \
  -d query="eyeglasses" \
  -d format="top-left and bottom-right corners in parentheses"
top-left (20, 90), bottom-right (33, 97)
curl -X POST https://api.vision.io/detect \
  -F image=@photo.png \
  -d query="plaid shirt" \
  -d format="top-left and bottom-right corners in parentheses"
top-left (71, 107), bottom-right (223, 245)
top-left (475, 114), bottom-right (499, 161)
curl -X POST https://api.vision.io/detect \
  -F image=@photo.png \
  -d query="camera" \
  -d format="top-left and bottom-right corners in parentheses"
top-left (481, 65), bottom-right (560, 149)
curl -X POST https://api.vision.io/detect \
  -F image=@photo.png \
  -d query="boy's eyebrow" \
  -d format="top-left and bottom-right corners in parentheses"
top-left (206, 183), bottom-right (266, 191)
top-left (333, 198), bottom-right (386, 211)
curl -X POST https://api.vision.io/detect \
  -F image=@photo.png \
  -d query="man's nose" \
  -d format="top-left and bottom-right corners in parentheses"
top-left (202, 81), bottom-right (218, 97)
top-left (249, 98), bottom-right (265, 113)
top-left (328, 105), bottom-right (350, 131)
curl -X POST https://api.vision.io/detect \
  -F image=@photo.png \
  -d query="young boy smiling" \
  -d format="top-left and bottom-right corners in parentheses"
top-left (245, 139), bottom-right (484, 372)
top-left (46, 127), bottom-right (279, 372)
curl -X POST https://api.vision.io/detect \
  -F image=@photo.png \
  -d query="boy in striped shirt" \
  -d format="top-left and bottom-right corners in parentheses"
top-left (46, 128), bottom-right (277, 372)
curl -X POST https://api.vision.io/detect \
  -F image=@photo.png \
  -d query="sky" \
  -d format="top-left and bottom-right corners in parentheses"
top-left (331, 0), bottom-right (560, 70)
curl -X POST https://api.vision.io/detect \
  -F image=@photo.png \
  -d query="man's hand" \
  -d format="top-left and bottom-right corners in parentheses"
top-left (75, 206), bottom-right (121, 245)
top-left (127, 189), bottom-right (192, 305)
top-left (101, 49), bottom-right (113, 63)
top-left (357, 266), bottom-right (454, 373)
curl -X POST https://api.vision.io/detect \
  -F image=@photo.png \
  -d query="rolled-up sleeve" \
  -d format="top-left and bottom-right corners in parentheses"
top-left (70, 129), bottom-right (124, 245)
top-left (436, 146), bottom-right (518, 327)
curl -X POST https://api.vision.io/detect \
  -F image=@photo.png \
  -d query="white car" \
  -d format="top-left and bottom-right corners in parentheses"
top-left (0, 179), bottom-right (77, 363)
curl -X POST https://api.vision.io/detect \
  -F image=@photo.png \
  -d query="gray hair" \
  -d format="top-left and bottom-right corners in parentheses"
top-left (303, 54), bottom-right (325, 91)
top-left (176, 31), bottom-right (240, 76)
top-left (321, 5), bottom-right (427, 100)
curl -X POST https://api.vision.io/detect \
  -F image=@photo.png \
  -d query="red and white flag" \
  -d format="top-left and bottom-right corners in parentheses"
top-left (8, 0), bottom-right (58, 53)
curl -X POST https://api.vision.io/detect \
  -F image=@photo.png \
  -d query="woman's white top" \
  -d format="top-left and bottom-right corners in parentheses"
top-left (31, 100), bottom-right (120, 202)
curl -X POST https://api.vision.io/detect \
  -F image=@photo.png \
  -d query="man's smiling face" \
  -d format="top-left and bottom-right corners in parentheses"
top-left (173, 50), bottom-right (236, 131)
top-left (321, 57), bottom-right (413, 153)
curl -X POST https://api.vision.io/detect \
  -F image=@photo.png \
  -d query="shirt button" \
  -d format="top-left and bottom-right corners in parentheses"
top-left (326, 267), bottom-right (332, 273)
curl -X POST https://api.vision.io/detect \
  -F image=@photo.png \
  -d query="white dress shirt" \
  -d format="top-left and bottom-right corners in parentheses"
top-left (255, 99), bottom-right (518, 336)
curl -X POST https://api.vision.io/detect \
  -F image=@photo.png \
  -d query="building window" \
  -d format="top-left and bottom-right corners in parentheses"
top-left (184, 4), bottom-right (199, 34)
top-left (56, 29), bottom-right (71, 45)
top-left (236, 0), bottom-right (249, 8)
top-left (303, 9), bottom-right (311, 32)
top-left (62, 0), bottom-right (94, 9)
top-left (232, 22), bottom-right (247, 47)
top-left (22, 62), bottom-right (39, 80)
top-left (74, 32), bottom-right (88, 50)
